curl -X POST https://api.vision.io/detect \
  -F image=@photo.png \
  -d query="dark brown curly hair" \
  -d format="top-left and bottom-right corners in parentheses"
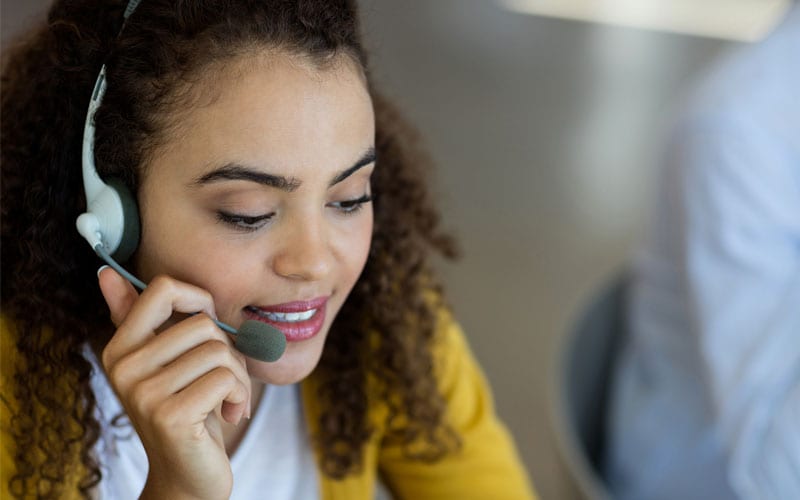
top-left (1, 0), bottom-right (460, 497)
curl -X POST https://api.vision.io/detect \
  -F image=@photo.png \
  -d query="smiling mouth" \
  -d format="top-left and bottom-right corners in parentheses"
top-left (245, 306), bottom-right (317, 323)
top-left (242, 298), bottom-right (329, 342)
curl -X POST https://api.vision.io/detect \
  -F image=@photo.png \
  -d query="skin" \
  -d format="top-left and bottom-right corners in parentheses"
top-left (97, 51), bottom-right (375, 500)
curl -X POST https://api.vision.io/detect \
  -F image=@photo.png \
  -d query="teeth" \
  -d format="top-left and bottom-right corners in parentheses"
top-left (254, 308), bottom-right (317, 323)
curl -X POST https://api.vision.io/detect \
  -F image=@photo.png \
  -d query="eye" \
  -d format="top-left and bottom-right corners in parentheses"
top-left (328, 194), bottom-right (373, 215)
top-left (216, 211), bottom-right (274, 232)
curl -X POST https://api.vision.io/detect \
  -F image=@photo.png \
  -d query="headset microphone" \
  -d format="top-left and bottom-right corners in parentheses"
top-left (75, 0), bottom-right (286, 363)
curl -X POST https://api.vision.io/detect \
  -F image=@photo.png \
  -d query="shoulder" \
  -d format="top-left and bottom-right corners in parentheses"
top-left (428, 307), bottom-right (503, 432)
top-left (428, 308), bottom-right (482, 401)
top-left (379, 308), bottom-right (537, 497)
top-left (678, 10), bottom-right (800, 147)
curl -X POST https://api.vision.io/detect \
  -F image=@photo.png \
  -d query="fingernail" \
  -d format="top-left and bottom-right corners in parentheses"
top-left (246, 398), bottom-right (252, 420)
top-left (97, 265), bottom-right (110, 278)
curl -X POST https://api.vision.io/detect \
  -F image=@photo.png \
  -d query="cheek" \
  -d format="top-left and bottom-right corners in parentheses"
top-left (185, 247), bottom-right (264, 317)
top-left (135, 209), bottom-right (254, 314)
top-left (134, 185), bottom-right (207, 280)
top-left (133, 213), bottom-right (187, 281)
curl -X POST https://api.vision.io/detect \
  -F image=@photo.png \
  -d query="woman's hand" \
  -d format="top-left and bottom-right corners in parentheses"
top-left (98, 268), bottom-right (251, 500)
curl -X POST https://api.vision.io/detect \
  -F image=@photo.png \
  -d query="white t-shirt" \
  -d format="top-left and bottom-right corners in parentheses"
top-left (85, 348), bottom-right (319, 499)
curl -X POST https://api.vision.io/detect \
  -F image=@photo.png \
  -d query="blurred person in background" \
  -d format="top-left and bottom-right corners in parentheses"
top-left (606, 3), bottom-right (800, 499)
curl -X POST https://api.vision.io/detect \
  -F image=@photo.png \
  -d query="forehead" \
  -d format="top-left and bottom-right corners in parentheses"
top-left (145, 51), bottom-right (375, 181)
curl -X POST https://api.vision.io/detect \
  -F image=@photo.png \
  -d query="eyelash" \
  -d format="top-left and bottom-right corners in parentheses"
top-left (217, 194), bottom-right (373, 232)
top-left (216, 212), bottom-right (275, 232)
top-left (328, 194), bottom-right (373, 215)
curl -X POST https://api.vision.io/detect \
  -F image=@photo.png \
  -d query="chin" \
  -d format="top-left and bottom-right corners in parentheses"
top-left (245, 341), bottom-right (324, 385)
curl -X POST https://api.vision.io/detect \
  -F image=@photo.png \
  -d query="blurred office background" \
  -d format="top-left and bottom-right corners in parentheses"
top-left (1, 1), bottom-right (791, 497)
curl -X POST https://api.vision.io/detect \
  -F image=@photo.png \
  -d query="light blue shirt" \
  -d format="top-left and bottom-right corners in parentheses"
top-left (606, 5), bottom-right (800, 499)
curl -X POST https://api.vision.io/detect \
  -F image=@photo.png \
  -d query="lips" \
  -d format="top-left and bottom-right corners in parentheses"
top-left (244, 296), bottom-right (328, 342)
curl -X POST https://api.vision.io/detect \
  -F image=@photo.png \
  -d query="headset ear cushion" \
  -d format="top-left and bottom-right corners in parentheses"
top-left (107, 177), bottom-right (140, 262)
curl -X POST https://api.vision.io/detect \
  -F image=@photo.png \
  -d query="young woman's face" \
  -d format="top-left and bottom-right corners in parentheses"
top-left (133, 53), bottom-right (375, 384)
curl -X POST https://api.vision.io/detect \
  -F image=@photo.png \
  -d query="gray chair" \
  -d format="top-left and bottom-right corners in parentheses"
top-left (550, 276), bottom-right (628, 499)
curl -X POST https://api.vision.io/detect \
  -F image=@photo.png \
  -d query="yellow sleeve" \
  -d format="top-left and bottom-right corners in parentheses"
top-left (378, 311), bottom-right (537, 499)
top-left (1, 315), bottom-right (20, 498)
top-left (0, 315), bottom-right (83, 500)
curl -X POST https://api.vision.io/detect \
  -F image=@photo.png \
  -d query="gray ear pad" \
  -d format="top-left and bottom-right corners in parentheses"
top-left (107, 177), bottom-right (140, 263)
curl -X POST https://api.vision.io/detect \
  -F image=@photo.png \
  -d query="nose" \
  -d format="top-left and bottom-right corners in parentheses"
top-left (272, 217), bottom-right (333, 282)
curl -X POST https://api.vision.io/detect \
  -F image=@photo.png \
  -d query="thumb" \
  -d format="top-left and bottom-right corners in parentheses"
top-left (98, 266), bottom-right (139, 326)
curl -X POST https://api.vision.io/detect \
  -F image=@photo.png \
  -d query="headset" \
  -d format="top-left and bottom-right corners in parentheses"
top-left (74, 0), bottom-right (285, 362)
top-left (75, 0), bottom-right (141, 266)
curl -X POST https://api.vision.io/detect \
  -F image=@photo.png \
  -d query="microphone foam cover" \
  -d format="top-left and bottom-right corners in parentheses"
top-left (235, 320), bottom-right (286, 362)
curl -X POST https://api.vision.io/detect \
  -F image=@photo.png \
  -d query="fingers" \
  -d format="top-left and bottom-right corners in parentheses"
top-left (129, 360), bottom-right (250, 431)
top-left (102, 274), bottom-right (218, 369)
top-left (105, 309), bottom-right (252, 417)
top-left (154, 367), bottom-right (250, 428)
top-left (114, 314), bottom-right (237, 375)
top-left (98, 271), bottom-right (251, 428)
top-left (98, 266), bottom-right (139, 327)
top-left (154, 339), bottom-right (250, 406)
top-left (118, 335), bottom-right (251, 419)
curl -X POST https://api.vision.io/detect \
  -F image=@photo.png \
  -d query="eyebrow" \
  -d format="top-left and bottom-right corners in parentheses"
top-left (193, 166), bottom-right (301, 192)
top-left (192, 147), bottom-right (376, 191)
top-left (328, 147), bottom-right (376, 187)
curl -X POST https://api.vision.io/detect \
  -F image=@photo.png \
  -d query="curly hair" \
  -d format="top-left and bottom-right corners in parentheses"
top-left (0, 0), bottom-right (460, 497)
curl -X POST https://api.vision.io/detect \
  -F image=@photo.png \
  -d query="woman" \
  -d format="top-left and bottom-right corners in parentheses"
top-left (0, 0), bottom-right (535, 498)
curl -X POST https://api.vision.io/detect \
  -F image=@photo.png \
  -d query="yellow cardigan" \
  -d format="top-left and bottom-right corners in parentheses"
top-left (1, 313), bottom-right (536, 499)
